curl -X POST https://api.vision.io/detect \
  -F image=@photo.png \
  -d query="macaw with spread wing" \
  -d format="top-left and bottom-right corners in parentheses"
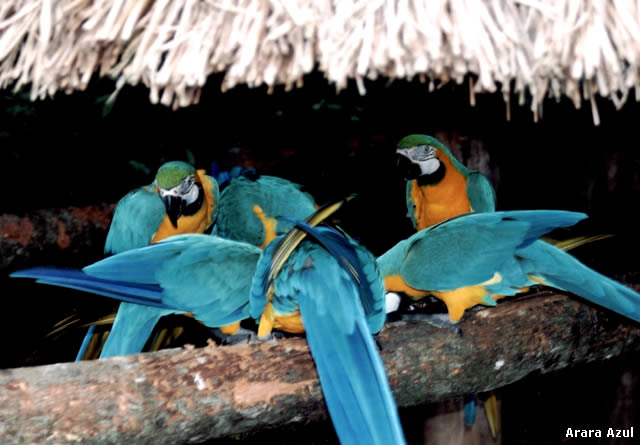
top-left (378, 210), bottom-right (640, 324)
top-left (394, 133), bottom-right (498, 432)
top-left (76, 160), bottom-right (220, 359)
top-left (13, 198), bottom-right (407, 445)
top-left (378, 210), bottom-right (638, 441)
top-left (13, 193), bottom-right (333, 353)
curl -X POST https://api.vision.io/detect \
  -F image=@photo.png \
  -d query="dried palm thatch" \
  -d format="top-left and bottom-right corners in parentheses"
top-left (0, 0), bottom-right (638, 123)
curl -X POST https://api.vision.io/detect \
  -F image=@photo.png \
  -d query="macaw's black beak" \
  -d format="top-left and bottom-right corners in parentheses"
top-left (162, 195), bottom-right (185, 228)
top-left (395, 153), bottom-right (421, 180)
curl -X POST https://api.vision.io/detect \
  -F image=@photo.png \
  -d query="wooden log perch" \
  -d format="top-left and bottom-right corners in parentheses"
top-left (0, 205), bottom-right (115, 271)
top-left (1, 289), bottom-right (640, 444)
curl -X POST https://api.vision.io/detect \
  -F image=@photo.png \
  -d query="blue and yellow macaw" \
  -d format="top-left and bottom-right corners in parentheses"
top-left (395, 134), bottom-right (498, 432)
top-left (395, 134), bottom-right (495, 231)
top-left (248, 220), bottom-right (406, 445)
top-left (13, 198), bottom-right (407, 445)
top-left (76, 160), bottom-right (220, 359)
top-left (378, 210), bottom-right (640, 324)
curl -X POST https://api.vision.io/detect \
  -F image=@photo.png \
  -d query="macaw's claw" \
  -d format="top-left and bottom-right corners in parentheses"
top-left (210, 327), bottom-right (259, 345)
top-left (256, 331), bottom-right (285, 344)
top-left (399, 312), bottom-right (464, 336)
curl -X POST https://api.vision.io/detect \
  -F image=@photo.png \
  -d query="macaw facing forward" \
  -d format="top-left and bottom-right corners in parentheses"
top-left (395, 134), bottom-right (495, 231)
top-left (394, 134), bottom-right (498, 433)
top-left (249, 221), bottom-right (406, 445)
top-left (78, 161), bottom-right (220, 358)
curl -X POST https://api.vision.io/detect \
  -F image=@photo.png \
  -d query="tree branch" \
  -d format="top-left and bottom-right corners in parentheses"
top-left (1, 288), bottom-right (640, 444)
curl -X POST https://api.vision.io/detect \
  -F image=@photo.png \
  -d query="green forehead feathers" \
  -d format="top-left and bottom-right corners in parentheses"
top-left (397, 134), bottom-right (468, 172)
top-left (155, 161), bottom-right (196, 189)
top-left (396, 134), bottom-right (446, 150)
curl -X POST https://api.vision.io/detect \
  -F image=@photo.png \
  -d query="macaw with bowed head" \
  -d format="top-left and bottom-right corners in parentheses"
top-left (76, 160), bottom-right (220, 359)
top-left (13, 198), bottom-right (407, 445)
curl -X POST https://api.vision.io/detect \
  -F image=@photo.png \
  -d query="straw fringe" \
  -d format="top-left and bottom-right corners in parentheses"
top-left (0, 0), bottom-right (638, 121)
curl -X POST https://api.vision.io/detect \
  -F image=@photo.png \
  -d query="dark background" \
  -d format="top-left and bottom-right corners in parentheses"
top-left (1, 72), bottom-right (639, 443)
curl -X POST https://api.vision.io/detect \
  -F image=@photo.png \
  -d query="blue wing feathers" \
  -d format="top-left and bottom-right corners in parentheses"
top-left (12, 235), bottom-right (262, 330)
top-left (75, 325), bottom-right (97, 362)
top-left (293, 252), bottom-right (405, 445)
top-left (100, 303), bottom-right (177, 358)
top-left (104, 187), bottom-right (166, 255)
top-left (276, 219), bottom-right (386, 333)
top-left (516, 241), bottom-right (640, 322)
top-left (215, 175), bottom-right (316, 246)
top-left (11, 267), bottom-right (169, 308)
top-left (393, 211), bottom-right (588, 291)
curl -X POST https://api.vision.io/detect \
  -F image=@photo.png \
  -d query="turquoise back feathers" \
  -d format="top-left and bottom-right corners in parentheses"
top-left (215, 175), bottom-right (316, 247)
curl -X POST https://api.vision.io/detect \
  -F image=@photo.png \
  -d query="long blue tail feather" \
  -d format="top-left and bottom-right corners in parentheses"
top-left (75, 325), bottom-right (97, 362)
top-left (463, 395), bottom-right (477, 426)
top-left (11, 267), bottom-right (172, 309)
top-left (518, 241), bottom-right (640, 323)
top-left (292, 252), bottom-right (406, 445)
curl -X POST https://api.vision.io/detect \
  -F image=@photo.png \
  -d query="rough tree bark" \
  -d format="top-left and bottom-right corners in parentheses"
top-left (0, 205), bottom-right (115, 271)
top-left (1, 289), bottom-right (639, 444)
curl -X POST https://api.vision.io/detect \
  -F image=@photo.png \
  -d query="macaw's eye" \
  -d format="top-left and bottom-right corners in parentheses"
top-left (180, 176), bottom-right (195, 194)
top-left (413, 145), bottom-right (436, 161)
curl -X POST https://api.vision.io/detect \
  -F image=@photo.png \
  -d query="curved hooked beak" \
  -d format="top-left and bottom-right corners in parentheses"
top-left (395, 152), bottom-right (422, 180)
top-left (161, 194), bottom-right (186, 228)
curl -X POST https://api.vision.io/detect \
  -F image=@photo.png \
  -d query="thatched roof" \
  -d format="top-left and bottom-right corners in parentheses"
top-left (1, 0), bottom-right (638, 123)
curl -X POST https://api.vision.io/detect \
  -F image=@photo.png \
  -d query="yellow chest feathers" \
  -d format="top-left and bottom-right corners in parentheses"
top-left (410, 155), bottom-right (471, 231)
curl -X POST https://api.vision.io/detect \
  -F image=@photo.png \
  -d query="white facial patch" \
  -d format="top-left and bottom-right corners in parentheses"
top-left (159, 175), bottom-right (199, 205)
top-left (385, 292), bottom-right (402, 314)
top-left (419, 157), bottom-right (440, 175)
top-left (398, 145), bottom-right (441, 176)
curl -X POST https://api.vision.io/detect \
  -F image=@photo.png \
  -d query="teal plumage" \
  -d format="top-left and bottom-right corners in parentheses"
top-left (13, 214), bottom-right (407, 444)
top-left (98, 186), bottom-right (174, 358)
top-left (81, 161), bottom-right (219, 358)
top-left (465, 172), bottom-right (496, 213)
top-left (104, 187), bottom-right (166, 254)
top-left (13, 234), bottom-right (261, 333)
top-left (378, 210), bottom-right (640, 323)
top-left (250, 224), bottom-right (405, 445)
top-left (215, 175), bottom-right (316, 248)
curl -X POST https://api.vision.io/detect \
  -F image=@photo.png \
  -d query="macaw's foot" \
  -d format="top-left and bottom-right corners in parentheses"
top-left (210, 327), bottom-right (259, 345)
top-left (256, 331), bottom-right (286, 345)
top-left (399, 312), bottom-right (463, 336)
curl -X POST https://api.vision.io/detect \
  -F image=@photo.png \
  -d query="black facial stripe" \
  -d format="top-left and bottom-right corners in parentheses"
top-left (181, 182), bottom-right (205, 217)
top-left (417, 160), bottom-right (446, 186)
